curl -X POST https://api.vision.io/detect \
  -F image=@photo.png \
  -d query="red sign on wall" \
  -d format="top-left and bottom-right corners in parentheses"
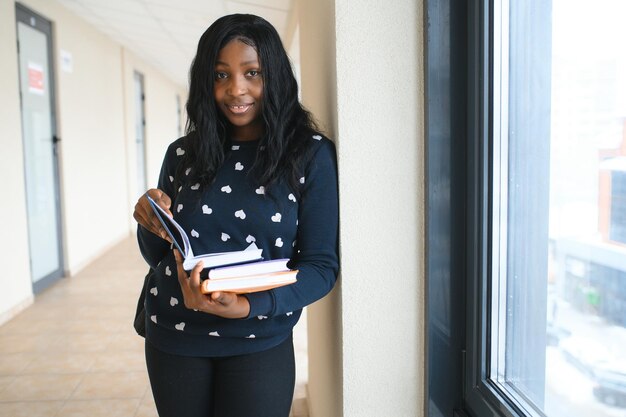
top-left (28, 62), bottom-right (44, 95)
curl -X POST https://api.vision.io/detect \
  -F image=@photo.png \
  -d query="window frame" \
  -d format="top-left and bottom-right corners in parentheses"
top-left (426, 0), bottom-right (553, 416)
top-left (466, 0), bottom-right (552, 416)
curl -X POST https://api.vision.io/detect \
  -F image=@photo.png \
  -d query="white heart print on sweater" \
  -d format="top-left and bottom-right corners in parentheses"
top-left (175, 322), bottom-right (185, 331)
top-left (221, 185), bottom-right (232, 193)
top-left (235, 210), bottom-right (246, 219)
top-left (275, 238), bottom-right (284, 247)
top-left (271, 213), bottom-right (282, 222)
top-left (170, 297), bottom-right (178, 306)
top-left (221, 233), bottom-right (230, 242)
top-left (255, 186), bottom-right (265, 194)
top-left (150, 287), bottom-right (158, 296)
top-left (176, 147), bottom-right (185, 156)
top-left (246, 235), bottom-right (256, 243)
top-left (202, 205), bottom-right (212, 214)
top-left (177, 204), bottom-right (183, 213)
top-left (235, 162), bottom-right (244, 171)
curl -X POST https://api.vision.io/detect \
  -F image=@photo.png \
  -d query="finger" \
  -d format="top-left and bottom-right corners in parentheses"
top-left (137, 194), bottom-right (172, 241)
top-left (135, 212), bottom-right (167, 240)
top-left (133, 207), bottom-right (150, 229)
top-left (136, 194), bottom-right (166, 234)
top-left (133, 201), bottom-right (154, 229)
top-left (188, 261), bottom-right (204, 289)
top-left (173, 250), bottom-right (188, 281)
top-left (159, 192), bottom-right (172, 211)
top-left (148, 189), bottom-right (173, 216)
top-left (211, 292), bottom-right (235, 306)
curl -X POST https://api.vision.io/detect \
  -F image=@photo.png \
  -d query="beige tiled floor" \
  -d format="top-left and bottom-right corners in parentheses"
top-left (0, 237), bottom-right (308, 417)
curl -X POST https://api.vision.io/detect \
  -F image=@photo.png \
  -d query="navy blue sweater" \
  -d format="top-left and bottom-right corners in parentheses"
top-left (137, 134), bottom-right (339, 357)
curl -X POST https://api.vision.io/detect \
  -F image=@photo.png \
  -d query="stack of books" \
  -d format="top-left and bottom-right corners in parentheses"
top-left (202, 258), bottom-right (297, 294)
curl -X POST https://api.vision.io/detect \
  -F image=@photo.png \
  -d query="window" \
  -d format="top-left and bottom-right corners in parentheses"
top-left (427, 1), bottom-right (626, 416)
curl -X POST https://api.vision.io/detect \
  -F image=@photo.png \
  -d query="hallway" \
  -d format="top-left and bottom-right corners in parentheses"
top-left (0, 237), bottom-right (308, 417)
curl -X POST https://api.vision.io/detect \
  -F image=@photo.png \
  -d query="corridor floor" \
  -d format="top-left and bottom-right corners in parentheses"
top-left (0, 236), bottom-right (308, 417)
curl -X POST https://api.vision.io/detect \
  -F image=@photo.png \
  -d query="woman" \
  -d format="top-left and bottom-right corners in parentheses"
top-left (133, 13), bottom-right (339, 417)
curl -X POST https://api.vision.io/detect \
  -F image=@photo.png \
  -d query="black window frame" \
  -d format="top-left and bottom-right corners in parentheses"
top-left (426, 1), bottom-right (552, 416)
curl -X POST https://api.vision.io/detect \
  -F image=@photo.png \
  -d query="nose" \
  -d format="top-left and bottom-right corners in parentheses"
top-left (226, 74), bottom-right (247, 96)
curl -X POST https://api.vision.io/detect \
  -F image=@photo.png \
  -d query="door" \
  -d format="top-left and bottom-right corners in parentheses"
top-left (16, 4), bottom-right (64, 292)
top-left (134, 71), bottom-right (147, 195)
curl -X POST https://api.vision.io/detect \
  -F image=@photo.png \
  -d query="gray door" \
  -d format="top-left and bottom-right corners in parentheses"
top-left (16, 4), bottom-right (64, 292)
top-left (134, 71), bottom-right (147, 195)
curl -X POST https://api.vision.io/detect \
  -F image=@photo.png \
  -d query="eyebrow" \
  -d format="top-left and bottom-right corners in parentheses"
top-left (215, 60), bottom-right (260, 67)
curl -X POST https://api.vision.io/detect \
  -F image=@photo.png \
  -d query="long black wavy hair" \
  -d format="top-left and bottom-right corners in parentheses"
top-left (179, 13), bottom-right (319, 197)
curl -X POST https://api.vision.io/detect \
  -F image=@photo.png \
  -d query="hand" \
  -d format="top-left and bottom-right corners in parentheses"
top-left (133, 188), bottom-right (172, 242)
top-left (174, 250), bottom-right (251, 319)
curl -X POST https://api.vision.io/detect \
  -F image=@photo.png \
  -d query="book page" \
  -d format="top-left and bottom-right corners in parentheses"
top-left (147, 196), bottom-right (191, 257)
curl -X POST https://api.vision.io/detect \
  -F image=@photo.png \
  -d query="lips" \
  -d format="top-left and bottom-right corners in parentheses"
top-left (227, 103), bottom-right (254, 114)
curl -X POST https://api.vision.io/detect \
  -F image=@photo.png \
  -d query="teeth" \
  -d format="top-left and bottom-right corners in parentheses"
top-left (228, 104), bottom-right (252, 114)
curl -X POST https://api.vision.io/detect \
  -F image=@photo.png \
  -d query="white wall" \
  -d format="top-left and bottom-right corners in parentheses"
top-left (0, 0), bottom-right (186, 320)
top-left (298, 1), bottom-right (342, 416)
top-left (335, 0), bottom-right (425, 414)
top-left (298, 0), bottom-right (426, 415)
top-left (0, 0), bottom-right (35, 323)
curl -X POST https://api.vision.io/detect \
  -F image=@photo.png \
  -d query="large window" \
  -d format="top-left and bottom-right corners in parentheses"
top-left (427, 1), bottom-right (626, 416)
top-left (470, 0), bottom-right (626, 416)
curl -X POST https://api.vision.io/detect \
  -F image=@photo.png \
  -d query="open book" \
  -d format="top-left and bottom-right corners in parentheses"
top-left (147, 196), bottom-right (263, 271)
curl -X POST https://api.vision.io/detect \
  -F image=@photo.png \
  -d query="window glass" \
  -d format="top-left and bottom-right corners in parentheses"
top-left (492, 0), bottom-right (626, 416)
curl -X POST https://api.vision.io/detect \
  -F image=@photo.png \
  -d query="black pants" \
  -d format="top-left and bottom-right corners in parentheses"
top-left (145, 335), bottom-right (295, 417)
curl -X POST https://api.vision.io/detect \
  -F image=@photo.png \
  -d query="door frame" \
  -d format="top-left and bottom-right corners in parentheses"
top-left (15, 3), bottom-right (65, 293)
top-left (134, 70), bottom-right (147, 196)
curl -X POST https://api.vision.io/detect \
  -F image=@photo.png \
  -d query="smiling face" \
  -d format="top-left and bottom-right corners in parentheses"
top-left (214, 39), bottom-right (264, 141)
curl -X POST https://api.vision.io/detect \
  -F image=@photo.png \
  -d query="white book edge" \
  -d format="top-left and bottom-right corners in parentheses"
top-left (203, 271), bottom-right (298, 292)
top-left (209, 258), bottom-right (290, 279)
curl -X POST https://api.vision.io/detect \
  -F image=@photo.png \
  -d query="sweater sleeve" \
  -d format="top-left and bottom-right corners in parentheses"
top-left (245, 138), bottom-right (340, 318)
top-left (136, 140), bottom-right (182, 269)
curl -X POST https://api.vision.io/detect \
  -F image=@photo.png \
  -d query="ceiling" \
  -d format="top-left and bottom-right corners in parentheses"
top-left (55, 0), bottom-right (296, 89)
